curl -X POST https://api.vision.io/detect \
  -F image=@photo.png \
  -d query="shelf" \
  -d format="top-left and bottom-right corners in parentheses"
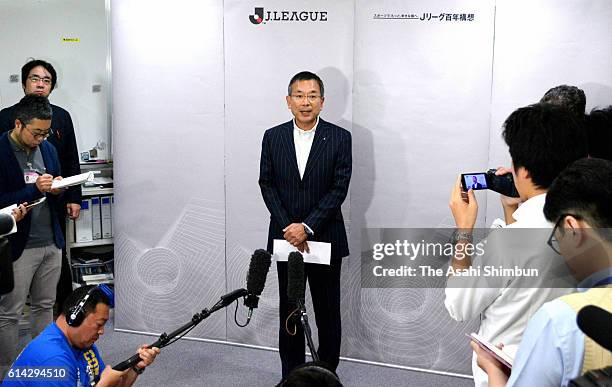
top-left (82, 187), bottom-right (113, 196)
top-left (70, 238), bottom-right (114, 248)
top-left (80, 161), bottom-right (113, 168)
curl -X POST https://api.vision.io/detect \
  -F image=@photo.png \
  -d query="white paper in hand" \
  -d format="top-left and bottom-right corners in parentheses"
top-left (273, 239), bottom-right (331, 265)
top-left (51, 171), bottom-right (95, 189)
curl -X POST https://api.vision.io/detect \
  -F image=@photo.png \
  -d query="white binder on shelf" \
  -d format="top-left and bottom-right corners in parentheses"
top-left (101, 196), bottom-right (112, 239)
top-left (91, 197), bottom-right (102, 240)
top-left (75, 199), bottom-right (93, 243)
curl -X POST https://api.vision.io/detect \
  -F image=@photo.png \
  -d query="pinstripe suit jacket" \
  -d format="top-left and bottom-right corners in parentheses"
top-left (259, 118), bottom-right (351, 260)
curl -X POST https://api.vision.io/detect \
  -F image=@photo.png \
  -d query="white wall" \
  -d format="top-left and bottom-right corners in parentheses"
top-left (0, 0), bottom-right (110, 159)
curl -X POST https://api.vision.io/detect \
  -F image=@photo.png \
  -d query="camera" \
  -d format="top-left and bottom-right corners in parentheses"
top-left (460, 169), bottom-right (519, 198)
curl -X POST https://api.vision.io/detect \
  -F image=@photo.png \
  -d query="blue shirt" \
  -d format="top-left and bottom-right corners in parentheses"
top-left (507, 270), bottom-right (612, 387)
top-left (2, 323), bottom-right (105, 387)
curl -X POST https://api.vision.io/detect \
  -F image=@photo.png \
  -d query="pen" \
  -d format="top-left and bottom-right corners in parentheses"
top-left (32, 169), bottom-right (46, 176)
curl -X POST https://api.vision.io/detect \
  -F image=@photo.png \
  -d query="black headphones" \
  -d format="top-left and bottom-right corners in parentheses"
top-left (66, 284), bottom-right (114, 327)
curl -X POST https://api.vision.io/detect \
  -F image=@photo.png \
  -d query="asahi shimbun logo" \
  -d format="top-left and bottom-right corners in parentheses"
top-left (249, 7), bottom-right (328, 25)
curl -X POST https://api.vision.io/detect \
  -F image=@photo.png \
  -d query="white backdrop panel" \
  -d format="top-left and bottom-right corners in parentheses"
top-left (353, 0), bottom-right (495, 229)
top-left (348, 0), bottom-right (494, 374)
top-left (112, 0), bottom-right (227, 338)
top-left (224, 0), bottom-right (354, 347)
top-left (486, 0), bottom-right (612, 222)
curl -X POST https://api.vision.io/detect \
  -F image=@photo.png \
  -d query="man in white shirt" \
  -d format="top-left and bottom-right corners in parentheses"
top-left (446, 103), bottom-right (588, 387)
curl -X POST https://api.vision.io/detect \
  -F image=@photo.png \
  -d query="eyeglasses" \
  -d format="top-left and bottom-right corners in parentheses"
top-left (27, 75), bottom-right (52, 85)
top-left (547, 213), bottom-right (580, 255)
top-left (290, 94), bottom-right (321, 103)
top-left (26, 127), bottom-right (50, 140)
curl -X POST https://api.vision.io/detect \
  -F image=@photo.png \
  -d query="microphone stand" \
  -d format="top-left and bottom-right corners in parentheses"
top-left (113, 288), bottom-right (248, 371)
top-left (297, 299), bottom-right (319, 362)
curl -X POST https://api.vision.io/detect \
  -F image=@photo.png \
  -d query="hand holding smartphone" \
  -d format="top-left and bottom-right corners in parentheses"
top-left (460, 169), bottom-right (520, 198)
top-left (25, 197), bottom-right (46, 210)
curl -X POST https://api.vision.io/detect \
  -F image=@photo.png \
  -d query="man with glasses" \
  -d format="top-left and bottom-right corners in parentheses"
top-left (472, 157), bottom-right (612, 386)
top-left (0, 59), bottom-right (82, 313)
top-left (0, 95), bottom-right (65, 377)
top-left (446, 103), bottom-right (589, 387)
top-left (259, 71), bottom-right (351, 378)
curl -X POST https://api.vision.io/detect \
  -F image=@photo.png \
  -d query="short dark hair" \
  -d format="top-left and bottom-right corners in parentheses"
top-left (14, 94), bottom-right (52, 126)
top-left (502, 103), bottom-right (588, 189)
top-left (288, 71), bottom-right (324, 97)
top-left (21, 59), bottom-right (57, 91)
top-left (540, 85), bottom-right (586, 116)
top-left (544, 158), bottom-right (612, 238)
top-left (278, 362), bottom-right (342, 387)
top-left (60, 285), bottom-right (111, 319)
top-left (585, 106), bottom-right (612, 161)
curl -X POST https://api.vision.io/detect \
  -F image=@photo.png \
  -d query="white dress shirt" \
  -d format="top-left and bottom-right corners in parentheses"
top-left (445, 194), bottom-right (575, 387)
top-left (292, 117), bottom-right (319, 235)
top-left (293, 117), bottom-right (319, 179)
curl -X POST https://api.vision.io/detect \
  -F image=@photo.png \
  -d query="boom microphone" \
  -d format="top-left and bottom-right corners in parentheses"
top-left (243, 249), bottom-right (272, 323)
top-left (114, 249), bottom-right (272, 371)
top-left (577, 305), bottom-right (612, 351)
top-left (287, 252), bottom-right (305, 301)
top-left (0, 213), bottom-right (16, 238)
top-left (286, 251), bottom-right (319, 361)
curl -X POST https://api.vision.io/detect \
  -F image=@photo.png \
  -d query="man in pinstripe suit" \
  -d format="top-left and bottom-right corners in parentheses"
top-left (259, 71), bottom-right (352, 378)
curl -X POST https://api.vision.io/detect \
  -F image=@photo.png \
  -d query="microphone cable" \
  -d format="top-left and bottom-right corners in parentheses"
top-left (285, 306), bottom-right (300, 336)
top-left (234, 298), bottom-right (249, 327)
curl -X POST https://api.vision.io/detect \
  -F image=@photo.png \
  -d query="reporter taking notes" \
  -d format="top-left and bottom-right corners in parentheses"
top-left (0, 95), bottom-right (67, 375)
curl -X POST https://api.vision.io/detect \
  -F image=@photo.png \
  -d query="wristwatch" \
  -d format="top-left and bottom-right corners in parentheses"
top-left (303, 224), bottom-right (314, 238)
top-left (132, 366), bottom-right (145, 375)
top-left (451, 230), bottom-right (473, 244)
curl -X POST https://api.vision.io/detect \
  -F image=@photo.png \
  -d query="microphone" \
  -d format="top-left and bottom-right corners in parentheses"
top-left (243, 249), bottom-right (272, 323)
top-left (287, 252), bottom-right (305, 302)
top-left (0, 238), bottom-right (14, 295)
top-left (220, 288), bottom-right (248, 308)
top-left (287, 251), bottom-right (319, 361)
top-left (0, 213), bottom-right (16, 238)
top-left (577, 305), bottom-right (612, 351)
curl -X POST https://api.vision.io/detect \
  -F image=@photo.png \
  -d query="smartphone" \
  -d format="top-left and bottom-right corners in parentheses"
top-left (461, 173), bottom-right (488, 192)
top-left (24, 197), bottom-right (46, 210)
top-left (461, 170), bottom-right (520, 198)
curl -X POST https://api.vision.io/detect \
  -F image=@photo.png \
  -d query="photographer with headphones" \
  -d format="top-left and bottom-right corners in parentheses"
top-left (2, 285), bottom-right (160, 386)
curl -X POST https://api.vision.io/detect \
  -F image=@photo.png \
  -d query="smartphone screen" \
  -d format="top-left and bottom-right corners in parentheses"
top-left (25, 197), bottom-right (46, 210)
top-left (461, 173), bottom-right (488, 191)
